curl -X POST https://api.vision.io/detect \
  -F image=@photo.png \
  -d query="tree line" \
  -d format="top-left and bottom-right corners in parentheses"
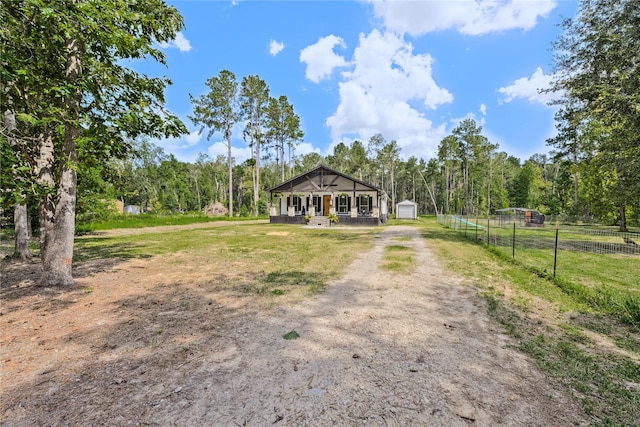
top-left (1, 0), bottom-right (638, 287)
top-left (93, 113), bottom-right (638, 232)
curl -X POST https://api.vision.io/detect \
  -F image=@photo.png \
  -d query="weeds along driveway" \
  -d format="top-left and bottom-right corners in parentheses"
top-left (0, 225), bottom-right (587, 426)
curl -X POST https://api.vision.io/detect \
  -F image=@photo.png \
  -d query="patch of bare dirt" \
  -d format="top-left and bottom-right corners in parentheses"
top-left (0, 226), bottom-right (588, 426)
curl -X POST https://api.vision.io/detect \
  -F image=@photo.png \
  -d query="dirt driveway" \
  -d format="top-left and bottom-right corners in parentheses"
top-left (1, 225), bottom-right (586, 426)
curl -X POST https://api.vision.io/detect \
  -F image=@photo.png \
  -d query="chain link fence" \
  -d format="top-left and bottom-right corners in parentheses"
top-left (437, 214), bottom-right (640, 326)
top-left (437, 213), bottom-right (640, 275)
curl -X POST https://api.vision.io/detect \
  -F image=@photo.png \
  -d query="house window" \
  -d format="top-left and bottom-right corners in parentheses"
top-left (288, 196), bottom-right (303, 213)
top-left (336, 195), bottom-right (350, 214)
top-left (313, 196), bottom-right (321, 213)
top-left (358, 195), bottom-right (370, 213)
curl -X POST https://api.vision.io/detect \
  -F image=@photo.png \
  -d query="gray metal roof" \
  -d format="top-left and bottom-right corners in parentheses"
top-left (268, 165), bottom-right (381, 193)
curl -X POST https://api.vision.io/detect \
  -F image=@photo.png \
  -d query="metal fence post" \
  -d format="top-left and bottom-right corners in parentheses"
top-left (465, 215), bottom-right (468, 238)
top-left (487, 217), bottom-right (490, 246)
top-left (475, 214), bottom-right (479, 242)
top-left (553, 223), bottom-right (559, 278)
top-left (512, 221), bottom-right (516, 259)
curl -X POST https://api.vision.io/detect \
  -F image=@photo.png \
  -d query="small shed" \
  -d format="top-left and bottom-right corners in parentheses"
top-left (495, 207), bottom-right (545, 226)
top-left (396, 200), bottom-right (418, 219)
top-left (124, 205), bottom-right (140, 215)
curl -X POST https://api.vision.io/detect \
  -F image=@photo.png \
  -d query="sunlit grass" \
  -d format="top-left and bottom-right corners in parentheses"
top-left (75, 223), bottom-right (379, 300)
top-left (77, 213), bottom-right (267, 232)
top-left (381, 244), bottom-right (415, 273)
top-left (419, 216), bottom-right (640, 426)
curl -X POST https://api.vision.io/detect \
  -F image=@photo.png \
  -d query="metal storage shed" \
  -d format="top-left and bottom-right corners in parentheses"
top-left (396, 200), bottom-right (418, 219)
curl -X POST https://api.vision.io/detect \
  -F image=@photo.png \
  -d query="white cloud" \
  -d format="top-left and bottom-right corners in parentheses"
top-left (299, 35), bottom-right (349, 83)
top-left (498, 67), bottom-right (560, 106)
top-left (207, 141), bottom-right (252, 164)
top-left (269, 40), bottom-right (285, 56)
top-left (480, 103), bottom-right (487, 115)
top-left (324, 29), bottom-right (453, 159)
top-left (185, 130), bottom-right (202, 146)
top-left (450, 112), bottom-right (486, 128)
top-left (369, 0), bottom-right (557, 36)
top-left (157, 128), bottom-right (201, 153)
top-left (295, 142), bottom-right (321, 156)
top-left (159, 31), bottom-right (192, 52)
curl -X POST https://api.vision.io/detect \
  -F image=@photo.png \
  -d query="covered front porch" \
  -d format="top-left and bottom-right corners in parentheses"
top-left (268, 165), bottom-right (388, 226)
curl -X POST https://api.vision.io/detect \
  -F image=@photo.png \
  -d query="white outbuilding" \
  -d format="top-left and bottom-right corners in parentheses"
top-left (396, 200), bottom-right (418, 219)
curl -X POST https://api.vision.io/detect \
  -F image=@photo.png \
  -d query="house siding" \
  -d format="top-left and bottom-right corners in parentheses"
top-left (268, 165), bottom-right (387, 226)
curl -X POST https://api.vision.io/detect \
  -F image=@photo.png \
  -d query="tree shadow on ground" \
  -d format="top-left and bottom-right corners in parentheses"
top-left (0, 279), bottom-right (257, 425)
top-left (73, 240), bottom-right (154, 262)
top-left (0, 242), bottom-right (152, 304)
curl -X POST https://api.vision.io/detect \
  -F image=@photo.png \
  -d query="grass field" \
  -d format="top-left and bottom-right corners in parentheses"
top-left (74, 222), bottom-right (378, 302)
top-left (439, 216), bottom-right (640, 327)
top-left (407, 216), bottom-right (640, 426)
top-left (75, 213), bottom-right (268, 233)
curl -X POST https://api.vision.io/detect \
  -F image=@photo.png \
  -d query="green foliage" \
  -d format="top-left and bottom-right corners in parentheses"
top-left (549, 0), bottom-right (640, 231)
top-left (1, 0), bottom-right (188, 283)
top-left (282, 330), bottom-right (300, 340)
top-left (435, 119), bottom-right (501, 216)
top-left (189, 69), bottom-right (240, 217)
top-left (509, 160), bottom-right (544, 209)
top-left (0, 136), bottom-right (30, 208)
top-left (265, 95), bottom-right (304, 181)
top-left (240, 75), bottom-right (271, 216)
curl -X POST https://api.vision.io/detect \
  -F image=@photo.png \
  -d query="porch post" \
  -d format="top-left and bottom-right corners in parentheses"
top-left (288, 183), bottom-right (294, 216)
top-left (351, 182), bottom-right (357, 218)
top-left (329, 191), bottom-right (335, 215)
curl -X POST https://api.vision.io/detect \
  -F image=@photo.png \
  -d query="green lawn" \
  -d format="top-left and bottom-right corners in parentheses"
top-left (76, 213), bottom-right (268, 232)
top-left (417, 216), bottom-right (640, 427)
top-left (75, 223), bottom-right (378, 299)
top-left (440, 217), bottom-right (640, 326)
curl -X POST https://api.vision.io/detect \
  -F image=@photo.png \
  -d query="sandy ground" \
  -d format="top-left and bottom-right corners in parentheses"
top-left (0, 225), bottom-right (587, 426)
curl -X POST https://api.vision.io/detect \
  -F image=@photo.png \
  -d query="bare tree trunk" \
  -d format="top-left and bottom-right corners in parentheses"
top-left (390, 166), bottom-right (395, 215)
top-left (227, 137), bottom-right (233, 217)
top-left (41, 36), bottom-right (81, 286)
top-left (412, 174), bottom-right (416, 202)
top-left (290, 144), bottom-right (295, 178)
top-left (4, 108), bottom-right (32, 261)
top-left (35, 131), bottom-right (55, 246)
top-left (444, 164), bottom-right (450, 214)
top-left (253, 140), bottom-right (260, 217)
top-left (618, 204), bottom-right (628, 232)
top-left (417, 169), bottom-right (438, 215)
top-left (281, 140), bottom-right (285, 182)
top-left (192, 171), bottom-right (201, 211)
top-left (13, 205), bottom-right (32, 261)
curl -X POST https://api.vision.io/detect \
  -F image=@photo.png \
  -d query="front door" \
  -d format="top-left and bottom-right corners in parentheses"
top-left (323, 195), bottom-right (331, 216)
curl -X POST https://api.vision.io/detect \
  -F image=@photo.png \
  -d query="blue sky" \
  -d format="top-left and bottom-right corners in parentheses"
top-left (140, 0), bottom-right (579, 164)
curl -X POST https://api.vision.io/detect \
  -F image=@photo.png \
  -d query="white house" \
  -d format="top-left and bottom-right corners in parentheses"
top-left (268, 165), bottom-right (388, 226)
